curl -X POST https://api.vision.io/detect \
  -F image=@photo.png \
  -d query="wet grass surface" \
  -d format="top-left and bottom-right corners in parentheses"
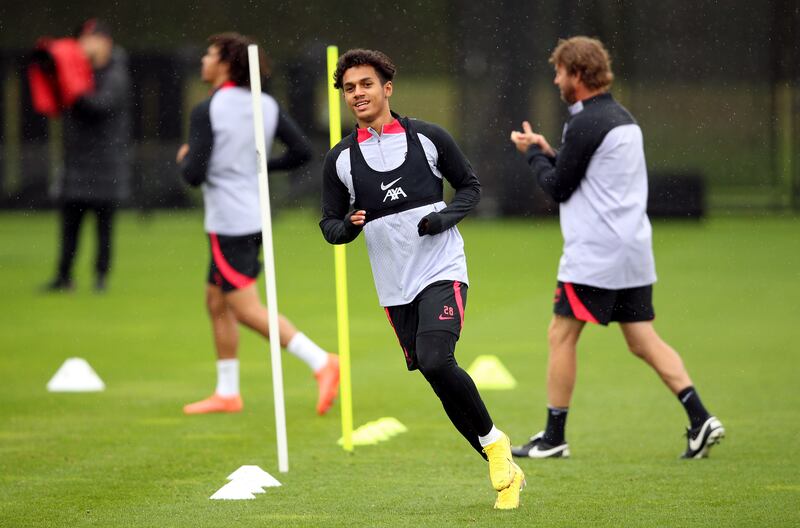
top-left (1, 210), bottom-right (798, 527)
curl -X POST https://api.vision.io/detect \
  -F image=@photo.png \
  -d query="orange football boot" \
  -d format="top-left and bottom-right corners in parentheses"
top-left (315, 354), bottom-right (340, 415)
top-left (183, 393), bottom-right (243, 415)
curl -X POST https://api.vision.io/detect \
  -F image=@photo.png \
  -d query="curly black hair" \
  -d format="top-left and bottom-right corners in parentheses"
top-left (333, 48), bottom-right (396, 89)
top-left (208, 32), bottom-right (271, 87)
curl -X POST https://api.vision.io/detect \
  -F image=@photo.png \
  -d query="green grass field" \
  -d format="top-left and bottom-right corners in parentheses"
top-left (1, 211), bottom-right (799, 527)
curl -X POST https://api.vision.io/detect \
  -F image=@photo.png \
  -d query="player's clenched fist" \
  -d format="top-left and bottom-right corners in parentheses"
top-left (348, 210), bottom-right (366, 226)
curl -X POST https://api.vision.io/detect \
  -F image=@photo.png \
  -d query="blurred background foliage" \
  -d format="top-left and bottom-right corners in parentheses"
top-left (0, 0), bottom-right (797, 214)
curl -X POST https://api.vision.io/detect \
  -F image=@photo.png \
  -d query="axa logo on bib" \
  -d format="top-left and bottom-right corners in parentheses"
top-left (384, 187), bottom-right (407, 201)
top-left (381, 177), bottom-right (407, 202)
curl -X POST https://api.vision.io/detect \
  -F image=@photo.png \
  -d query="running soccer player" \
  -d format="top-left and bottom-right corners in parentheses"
top-left (320, 49), bottom-right (524, 509)
top-left (509, 36), bottom-right (724, 460)
top-left (178, 32), bottom-right (339, 416)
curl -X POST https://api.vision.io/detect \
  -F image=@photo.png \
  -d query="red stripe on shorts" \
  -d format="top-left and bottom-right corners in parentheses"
top-left (209, 233), bottom-right (256, 290)
top-left (453, 281), bottom-right (465, 329)
top-left (563, 282), bottom-right (599, 324)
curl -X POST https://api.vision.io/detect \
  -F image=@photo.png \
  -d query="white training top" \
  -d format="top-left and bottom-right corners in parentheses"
top-left (203, 86), bottom-right (279, 235)
top-left (557, 99), bottom-right (657, 288)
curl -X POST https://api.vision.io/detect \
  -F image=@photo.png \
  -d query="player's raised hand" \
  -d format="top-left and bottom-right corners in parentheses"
top-left (521, 120), bottom-right (535, 135)
top-left (510, 121), bottom-right (555, 157)
top-left (510, 120), bottom-right (536, 152)
top-left (176, 143), bottom-right (189, 163)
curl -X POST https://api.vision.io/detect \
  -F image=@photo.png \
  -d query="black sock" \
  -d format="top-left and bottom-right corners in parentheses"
top-left (677, 386), bottom-right (711, 429)
top-left (543, 406), bottom-right (568, 446)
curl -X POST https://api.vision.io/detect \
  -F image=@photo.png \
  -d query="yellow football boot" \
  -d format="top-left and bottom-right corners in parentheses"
top-left (482, 434), bottom-right (514, 491)
top-left (494, 462), bottom-right (525, 510)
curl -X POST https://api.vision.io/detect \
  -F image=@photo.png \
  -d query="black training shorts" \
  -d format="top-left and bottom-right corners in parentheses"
top-left (207, 232), bottom-right (262, 292)
top-left (553, 281), bottom-right (655, 326)
top-left (384, 280), bottom-right (467, 371)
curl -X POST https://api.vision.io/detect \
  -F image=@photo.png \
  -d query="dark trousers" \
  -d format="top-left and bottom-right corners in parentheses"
top-left (57, 200), bottom-right (115, 280)
top-left (386, 281), bottom-right (493, 458)
top-left (416, 331), bottom-right (493, 458)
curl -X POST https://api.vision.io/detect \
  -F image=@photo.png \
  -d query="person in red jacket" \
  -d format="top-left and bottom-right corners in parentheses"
top-left (42, 19), bottom-right (132, 293)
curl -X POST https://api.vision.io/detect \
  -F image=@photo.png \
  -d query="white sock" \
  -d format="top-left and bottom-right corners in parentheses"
top-left (478, 425), bottom-right (503, 447)
top-left (286, 332), bottom-right (329, 372)
top-left (215, 359), bottom-right (240, 397)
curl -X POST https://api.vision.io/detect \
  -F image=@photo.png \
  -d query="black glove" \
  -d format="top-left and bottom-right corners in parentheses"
top-left (344, 210), bottom-right (364, 235)
top-left (417, 212), bottom-right (443, 236)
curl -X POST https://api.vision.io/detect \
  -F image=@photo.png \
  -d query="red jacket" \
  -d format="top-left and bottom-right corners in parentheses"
top-left (28, 38), bottom-right (94, 116)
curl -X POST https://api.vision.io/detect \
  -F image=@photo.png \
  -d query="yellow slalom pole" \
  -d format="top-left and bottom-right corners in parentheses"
top-left (326, 45), bottom-right (354, 452)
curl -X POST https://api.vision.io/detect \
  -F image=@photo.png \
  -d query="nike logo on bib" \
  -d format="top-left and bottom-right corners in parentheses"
top-left (380, 177), bottom-right (403, 191)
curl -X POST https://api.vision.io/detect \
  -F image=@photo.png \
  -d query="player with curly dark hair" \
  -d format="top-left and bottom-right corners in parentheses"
top-left (177, 32), bottom-right (340, 417)
top-left (321, 48), bottom-right (525, 510)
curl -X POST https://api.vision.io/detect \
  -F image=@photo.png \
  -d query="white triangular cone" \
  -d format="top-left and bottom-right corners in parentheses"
top-left (210, 480), bottom-right (257, 500)
top-left (227, 465), bottom-right (281, 487)
top-left (233, 481), bottom-right (266, 494)
top-left (466, 355), bottom-right (517, 390)
top-left (47, 358), bottom-right (105, 392)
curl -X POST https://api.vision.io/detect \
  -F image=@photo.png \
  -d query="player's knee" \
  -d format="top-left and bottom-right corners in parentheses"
top-left (627, 340), bottom-right (648, 359)
top-left (416, 331), bottom-right (457, 379)
top-left (623, 327), bottom-right (659, 360)
top-left (229, 303), bottom-right (255, 326)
